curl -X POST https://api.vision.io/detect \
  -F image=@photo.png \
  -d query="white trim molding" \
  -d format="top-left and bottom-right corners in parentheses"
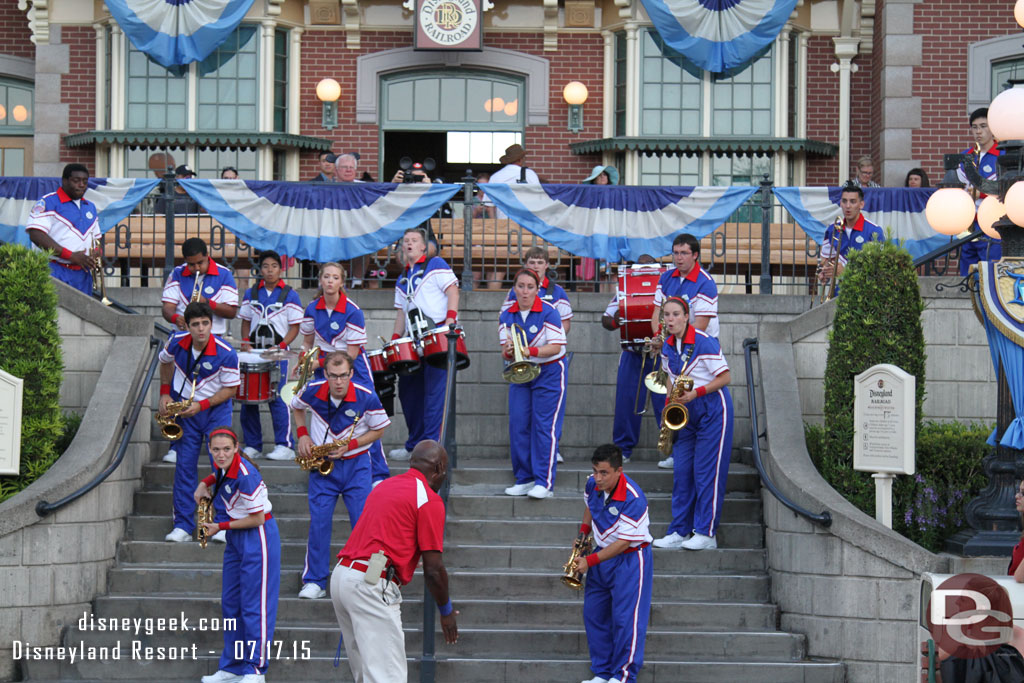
top-left (967, 33), bottom-right (1024, 113)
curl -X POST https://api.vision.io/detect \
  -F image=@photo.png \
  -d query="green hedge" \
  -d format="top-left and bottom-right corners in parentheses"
top-left (0, 244), bottom-right (65, 503)
top-left (807, 420), bottom-right (991, 551)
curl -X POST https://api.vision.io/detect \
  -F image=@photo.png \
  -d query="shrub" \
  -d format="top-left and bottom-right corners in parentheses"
top-left (819, 240), bottom-right (926, 515)
top-left (806, 421), bottom-right (991, 552)
top-left (0, 244), bottom-right (64, 504)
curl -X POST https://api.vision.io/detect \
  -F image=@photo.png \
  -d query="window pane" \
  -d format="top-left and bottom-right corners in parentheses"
top-left (125, 43), bottom-right (187, 130)
top-left (639, 152), bottom-right (700, 186)
top-left (440, 78), bottom-right (466, 121)
top-left (382, 72), bottom-right (523, 131)
top-left (2, 148), bottom-right (25, 175)
top-left (388, 81), bottom-right (414, 121)
top-left (196, 25), bottom-right (258, 131)
top-left (662, 109), bottom-right (681, 135)
top-left (413, 78), bottom-right (440, 121)
top-left (640, 29), bottom-right (701, 135)
top-left (711, 47), bottom-right (773, 136)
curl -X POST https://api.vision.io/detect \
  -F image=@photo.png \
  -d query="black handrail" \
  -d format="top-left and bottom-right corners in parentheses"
top-left (912, 231), bottom-right (979, 270)
top-left (742, 337), bottom-right (832, 527)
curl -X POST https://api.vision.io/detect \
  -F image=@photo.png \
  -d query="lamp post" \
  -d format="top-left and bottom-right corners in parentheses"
top-left (563, 81), bottom-right (588, 133)
top-left (316, 78), bottom-right (341, 130)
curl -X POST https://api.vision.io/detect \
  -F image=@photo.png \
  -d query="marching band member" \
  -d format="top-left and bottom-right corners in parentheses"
top-left (239, 250), bottom-right (303, 461)
top-left (390, 228), bottom-right (459, 460)
top-left (652, 296), bottom-right (733, 551)
top-left (499, 268), bottom-right (566, 499)
top-left (290, 351), bottom-right (390, 600)
top-left (816, 181), bottom-right (884, 288)
top-left (650, 233), bottom-right (719, 470)
top-left (196, 427), bottom-right (280, 683)
top-left (161, 237), bottom-right (239, 335)
top-left (602, 256), bottom-right (665, 463)
top-left (957, 107), bottom-right (1002, 275)
top-left (158, 302), bottom-right (239, 544)
top-left (300, 261), bottom-right (389, 483)
top-left (575, 444), bottom-right (653, 683)
top-left (26, 163), bottom-right (100, 296)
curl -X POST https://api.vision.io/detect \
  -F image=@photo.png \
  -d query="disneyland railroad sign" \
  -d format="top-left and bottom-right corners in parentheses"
top-left (853, 363), bottom-right (916, 475)
top-left (0, 368), bottom-right (23, 475)
top-left (415, 0), bottom-right (483, 51)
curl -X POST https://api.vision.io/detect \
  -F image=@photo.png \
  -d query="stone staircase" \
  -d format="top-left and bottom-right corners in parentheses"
top-left (24, 438), bottom-right (844, 682)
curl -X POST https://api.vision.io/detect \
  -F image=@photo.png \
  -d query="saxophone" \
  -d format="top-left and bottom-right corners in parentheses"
top-left (156, 376), bottom-right (196, 440)
top-left (196, 497), bottom-right (213, 548)
top-left (560, 532), bottom-right (593, 590)
top-left (656, 372), bottom-right (695, 455)
top-left (296, 414), bottom-right (361, 476)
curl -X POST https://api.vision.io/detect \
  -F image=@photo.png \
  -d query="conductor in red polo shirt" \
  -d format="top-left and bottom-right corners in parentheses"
top-left (330, 440), bottom-right (458, 682)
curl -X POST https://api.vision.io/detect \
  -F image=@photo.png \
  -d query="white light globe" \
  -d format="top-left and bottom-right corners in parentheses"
top-left (563, 81), bottom-right (588, 106)
top-left (1016, 0), bottom-right (1024, 28)
top-left (316, 78), bottom-right (341, 103)
top-left (926, 188), bottom-right (977, 235)
top-left (1006, 181), bottom-right (1024, 227)
top-left (977, 195), bottom-right (1005, 238)
top-left (988, 86), bottom-right (1024, 142)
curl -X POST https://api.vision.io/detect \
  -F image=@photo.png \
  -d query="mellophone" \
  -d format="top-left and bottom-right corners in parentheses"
top-left (617, 264), bottom-right (667, 350)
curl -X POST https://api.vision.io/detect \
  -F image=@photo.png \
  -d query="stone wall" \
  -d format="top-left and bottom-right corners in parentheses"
top-left (0, 284), bottom-right (154, 682)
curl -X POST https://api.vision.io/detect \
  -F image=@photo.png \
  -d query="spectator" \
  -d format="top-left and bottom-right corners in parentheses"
top-left (309, 151), bottom-right (336, 182)
top-left (490, 144), bottom-right (539, 219)
top-left (154, 165), bottom-right (202, 215)
top-left (852, 155), bottom-right (880, 188)
top-left (904, 168), bottom-right (929, 188)
top-left (577, 165), bottom-right (620, 287)
top-left (472, 172), bottom-right (497, 219)
top-left (220, 167), bottom-right (238, 179)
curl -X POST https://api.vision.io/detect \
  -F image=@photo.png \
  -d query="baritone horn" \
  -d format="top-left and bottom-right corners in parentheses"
top-left (502, 324), bottom-right (541, 384)
top-left (560, 532), bottom-right (593, 590)
top-left (196, 497), bottom-right (213, 548)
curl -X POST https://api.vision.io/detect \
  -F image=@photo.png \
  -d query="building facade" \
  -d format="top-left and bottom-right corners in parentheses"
top-left (1, 0), bottom-right (1021, 188)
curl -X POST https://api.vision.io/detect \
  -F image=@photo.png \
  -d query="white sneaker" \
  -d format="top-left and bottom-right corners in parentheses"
top-left (201, 671), bottom-right (243, 683)
top-left (298, 583), bottom-right (326, 599)
top-left (681, 533), bottom-right (717, 550)
top-left (242, 446), bottom-right (261, 459)
top-left (266, 445), bottom-right (295, 461)
top-left (372, 480), bottom-right (382, 489)
top-left (652, 532), bottom-right (691, 549)
top-left (581, 677), bottom-right (609, 683)
top-left (239, 675), bottom-right (265, 683)
top-left (657, 456), bottom-right (674, 469)
top-left (389, 447), bottom-right (411, 461)
top-left (527, 484), bottom-right (553, 499)
top-left (164, 527), bottom-right (191, 543)
top-left (211, 530), bottom-right (227, 543)
top-left (504, 482), bottom-right (533, 496)
top-left (556, 452), bottom-right (564, 463)
top-left (162, 449), bottom-right (177, 463)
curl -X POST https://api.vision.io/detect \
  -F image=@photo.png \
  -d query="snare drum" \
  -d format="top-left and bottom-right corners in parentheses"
top-left (617, 264), bottom-right (666, 349)
top-left (383, 337), bottom-right (421, 375)
top-left (236, 351), bottom-right (280, 404)
top-left (366, 348), bottom-right (391, 377)
top-left (420, 325), bottom-right (470, 370)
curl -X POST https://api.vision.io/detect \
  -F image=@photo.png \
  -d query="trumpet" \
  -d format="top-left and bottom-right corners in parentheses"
top-left (502, 324), bottom-right (541, 384)
top-left (560, 532), bottom-right (593, 590)
top-left (91, 234), bottom-right (111, 306)
top-left (156, 376), bottom-right (196, 440)
top-left (656, 373), bottom-right (695, 455)
top-left (196, 497), bottom-right (213, 548)
top-left (816, 217), bottom-right (842, 304)
top-left (190, 272), bottom-right (205, 303)
top-left (279, 347), bottom-right (319, 404)
top-left (296, 414), bottom-right (361, 477)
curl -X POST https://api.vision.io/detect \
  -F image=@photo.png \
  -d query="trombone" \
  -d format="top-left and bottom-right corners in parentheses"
top-left (816, 217), bottom-right (843, 304)
top-left (502, 324), bottom-right (541, 384)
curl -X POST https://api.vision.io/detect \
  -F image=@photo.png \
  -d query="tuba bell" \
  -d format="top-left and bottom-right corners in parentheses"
top-left (560, 532), bottom-right (592, 590)
top-left (502, 324), bottom-right (541, 384)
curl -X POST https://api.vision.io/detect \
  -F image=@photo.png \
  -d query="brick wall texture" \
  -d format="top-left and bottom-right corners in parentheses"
top-left (0, 2), bottom-right (33, 60)
top-left (59, 26), bottom-right (97, 168)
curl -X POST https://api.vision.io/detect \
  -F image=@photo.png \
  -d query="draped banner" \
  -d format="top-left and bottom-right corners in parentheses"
top-left (0, 178), bottom-right (160, 247)
top-left (772, 186), bottom-right (948, 260)
top-left (178, 180), bottom-right (462, 262)
top-left (639, 0), bottom-right (799, 73)
top-left (104, 0), bottom-right (256, 68)
top-left (480, 183), bottom-right (758, 262)
top-left (974, 260), bottom-right (1024, 448)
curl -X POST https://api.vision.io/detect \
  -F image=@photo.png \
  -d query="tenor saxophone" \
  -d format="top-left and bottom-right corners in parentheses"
top-left (560, 532), bottom-right (593, 590)
top-left (196, 497), bottom-right (213, 548)
top-left (656, 372), bottom-right (695, 455)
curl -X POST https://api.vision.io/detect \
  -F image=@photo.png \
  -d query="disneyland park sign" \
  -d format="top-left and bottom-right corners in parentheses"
top-left (415, 0), bottom-right (483, 51)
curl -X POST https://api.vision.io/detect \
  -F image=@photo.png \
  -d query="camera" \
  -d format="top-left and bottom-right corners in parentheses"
top-left (398, 156), bottom-right (436, 183)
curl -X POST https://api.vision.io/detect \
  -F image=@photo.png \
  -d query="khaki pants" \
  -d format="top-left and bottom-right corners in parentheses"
top-left (330, 563), bottom-right (406, 683)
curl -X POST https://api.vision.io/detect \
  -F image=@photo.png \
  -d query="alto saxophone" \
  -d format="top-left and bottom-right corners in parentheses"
top-left (196, 497), bottom-right (213, 548)
top-left (561, 532), bottom-right (593, 590)
top-left (156, 376), bottom-right (196, 441)
top-left (657, 372), bottom-right (695, 456)
top-left (296, 414), bottom-right (361, 476)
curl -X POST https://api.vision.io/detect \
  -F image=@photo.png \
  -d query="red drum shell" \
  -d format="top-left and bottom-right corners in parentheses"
top-left (617, 264), bottom-right (665, 348)
top-left (366, 348), bottom-right (390, 376)
top-left (421, 326), bottom-right (470, 370)
top-left (383, 337), bottom-right (421, 375)
top-left (236, 356), bottom-right (278, 404)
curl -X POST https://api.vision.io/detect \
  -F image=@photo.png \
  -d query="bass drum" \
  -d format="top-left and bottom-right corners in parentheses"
top-left (420, 325), bottom-right (470, 370)
top-left (617, 264), bottom-right (666, 349)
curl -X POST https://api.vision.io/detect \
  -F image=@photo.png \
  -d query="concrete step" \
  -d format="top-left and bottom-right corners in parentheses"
top-left (125, 515), bottom-right (765, 548)
top-left (104, 565), bottom-right (771, 602)
top-left (118, 540), bottom-right (767, 573)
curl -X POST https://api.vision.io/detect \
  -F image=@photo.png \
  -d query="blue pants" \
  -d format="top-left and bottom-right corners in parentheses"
top-left (960, 228), bottom-right (1002, 276)
top-left (302, 454), bottom-right (371, 589)
top-left (240, 360), bottom-right (292, 451)
top-left (173, 402), bottom-right (233, 533)
top-left (613, 350), bottom-right (665, 458)
top-left (668, 387), bottom-right (734, 537)
top-left (508, 359), bottom-right (565, 491)
top-left (398, 363), bottom-right (448, 450)
top-left (219, 516), bottom-right (281, 676)
top-left (583, 545), bottom-right (653, 683)
top-left (49, 262), bottom-right (92, 295)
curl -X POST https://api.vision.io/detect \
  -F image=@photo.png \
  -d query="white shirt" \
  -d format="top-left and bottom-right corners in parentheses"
top-left (488, 164), bottom-right (540, 219)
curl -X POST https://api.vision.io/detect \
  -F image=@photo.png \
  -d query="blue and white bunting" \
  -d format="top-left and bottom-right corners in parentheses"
top-left (0, 178), bottom-right (160, 247)
top-left (104, 0), bottom-right (256, 68)
top-left (772, 186), bottom-right (949, 260)
top-left (480, 184), bottom-right (758, 262)
top-left (639, 0), bottom-right (799, 73)
top-left (177, 180), bottom-right (462, 262)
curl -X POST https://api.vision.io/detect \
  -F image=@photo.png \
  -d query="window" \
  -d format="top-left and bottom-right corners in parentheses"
top-left (197, 26), bottom-right (258, 131)
top-left (273, 29), bottom-right (288, 133)
top-left (0, 147), bottom-right (25, 174)
top-left (712, 49), bottom-right (773, 136)
top-left (0, 79), bottom-right (34, 134)
top-left (640, 30), bottom-right (702, 136)
top-left (991, 58), bottom-right (1024, 97)
top-left (196, 148), bottom-right (258, 179)
top-left (712, 154), bottom-right (771, 220)
top-left (126, 48), bottom-right (186, 130)
top-left (447, 131), bottom-right (522, 164)
top-left (125, 145), bottom-right (186, 179)
top-left (615, 32), bottom-right (627, 137)
top-left (382, 71), bottom-right (524, 131)
top-left (638, 153), bottom-right (700, 185)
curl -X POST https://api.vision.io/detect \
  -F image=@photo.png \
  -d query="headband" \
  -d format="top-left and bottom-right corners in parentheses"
top-left (514, 268), bottom-right (541, 286)
top-left (665, 296), bottom-right (690, 313)
top-left (209, 428), bottom-right (237, 442)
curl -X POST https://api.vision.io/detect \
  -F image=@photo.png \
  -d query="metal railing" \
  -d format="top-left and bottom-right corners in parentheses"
top-left (742, 337), bottom-right (832, 528)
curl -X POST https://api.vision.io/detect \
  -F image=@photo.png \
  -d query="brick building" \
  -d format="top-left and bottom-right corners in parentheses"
top-left (1, 0), bottom-right (1021, 187)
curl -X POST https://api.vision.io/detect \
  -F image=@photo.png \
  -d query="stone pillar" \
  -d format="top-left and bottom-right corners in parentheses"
top-left (876, 0), bottom-right (923, 186)
top-left (830, 37), bottom-right (860, 186)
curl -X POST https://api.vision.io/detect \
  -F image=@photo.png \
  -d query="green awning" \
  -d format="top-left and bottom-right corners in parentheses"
top-left (569, 136), bottom-right (838, 157)
top-left (63, 130), bottom-right (333, 151)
